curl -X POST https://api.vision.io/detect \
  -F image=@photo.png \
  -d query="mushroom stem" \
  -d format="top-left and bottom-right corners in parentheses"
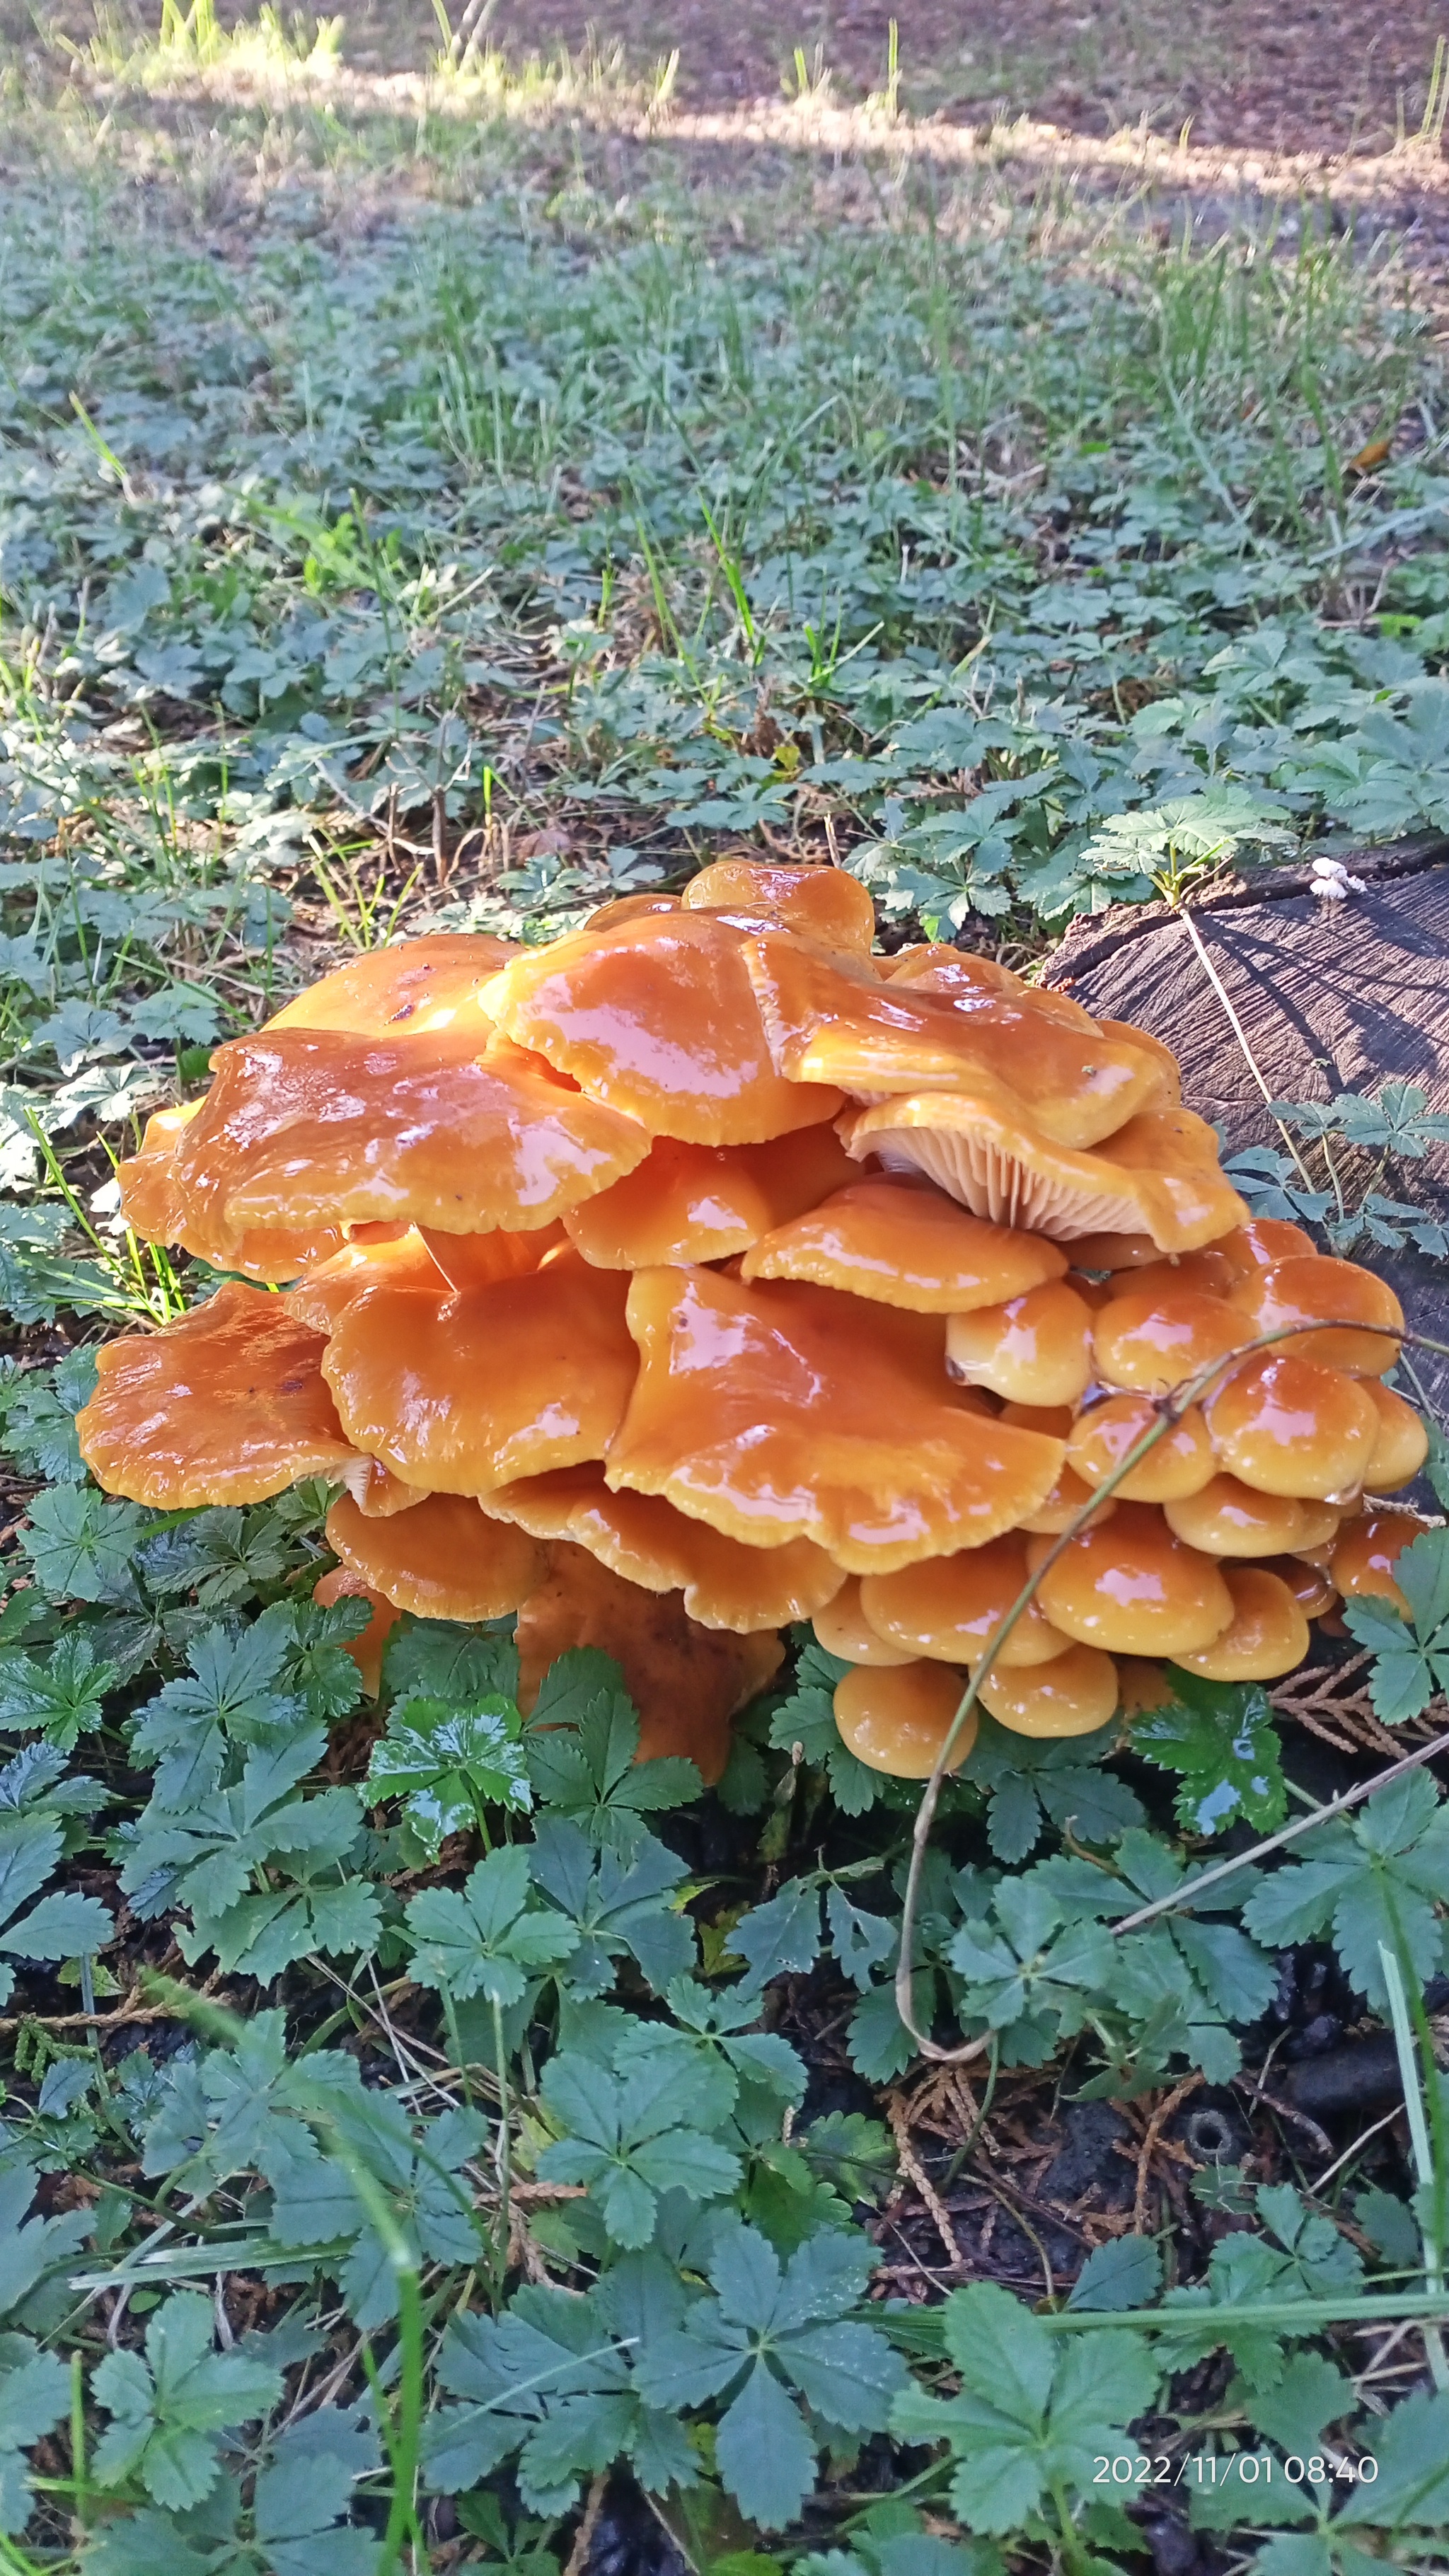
top-left (893, 1313), bottom-right (1449, 2068)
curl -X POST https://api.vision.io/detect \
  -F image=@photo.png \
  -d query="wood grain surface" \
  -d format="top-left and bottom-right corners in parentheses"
top-left (1041, 840), bottom-right (1449, 1421)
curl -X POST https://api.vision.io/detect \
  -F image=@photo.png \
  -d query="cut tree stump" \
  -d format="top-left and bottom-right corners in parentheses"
top-left (1040, 837), bottom-right (1449, 1422)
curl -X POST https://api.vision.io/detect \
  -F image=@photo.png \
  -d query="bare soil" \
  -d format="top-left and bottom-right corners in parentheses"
top-left (387, 0), bottom-right (1449, 159)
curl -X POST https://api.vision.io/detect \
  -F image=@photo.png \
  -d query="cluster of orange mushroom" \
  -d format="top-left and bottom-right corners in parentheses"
top-left (76, 860), bottom-right (1435, 1786)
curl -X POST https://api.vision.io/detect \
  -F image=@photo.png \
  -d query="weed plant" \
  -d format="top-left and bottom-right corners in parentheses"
top-left (1, 21), bottom-right (1448, 2576)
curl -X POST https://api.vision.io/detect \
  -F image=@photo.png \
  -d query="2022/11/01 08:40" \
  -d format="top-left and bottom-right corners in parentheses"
top-left (1092, 2454), bottom-right (1380, 2485)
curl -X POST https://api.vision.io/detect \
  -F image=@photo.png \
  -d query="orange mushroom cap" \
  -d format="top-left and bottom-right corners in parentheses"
top-left (1108, 1249), bottom-right (1239, 1301)
top-left (1170, 1566), bottom-right (1310, 1682)
top-left (1228, 1254), bottom-right (1403, 1377)
top-left (841, 1100), bottom-right (1248, 1253)
top-left (1206, 1355), bottom-right (1380, 1501)
top-left (604, 1264), bottom-right (1067, 1573)
top-left (312, 1566), bottom-right (402, 1697)
top-left (1068, 1393), bottom-right (1216, 1503)
top-left (76, 1281), bottom-right (356, 1507)
top-left (860, 1533), bottom-right (1073, 1668)
top-left (1092, 1286), bottom-right (1247, 1395)
top-left (741, 1173), bottom-right (1068, 1313)
top-left (283, 1230), bottom-right (453, 1335)
top-left (1213, 1218), bottom-right (1317, 1277)
top-left (1363, 1381), bottom-right (1431, 1491)
top-left (1331, 1508), bottom-right (1436, 1612)
top-left (946, 1280), bottom-right (1095, 1407)
top-left (832, 1660), bottom-right (976, 1777)
top-left (744, 932), bottom-right (1170, 1145)
top-left (1253, 1554), bottom-right (1338, 1618)
top-left (883, 946), bottom-right (1098, 1032)
top-left (1003, 1402), bottom-right (1120, 1535)
top-left (115, 1102), bottom-right (201, 1241)
top-left (813, 1578), bottom-right (918, 1666)
top-left (337, 1455), bottom-right (429, 1519)
top-left (264, 932), bottom-right (517, 1039)
top-left (174, 1026), bottom-right (650, 1241)
top-left (321, 1252), bottom-right (638, 1495)
top-left (481, 913), bottom-right (844, 1145)
top-left (515, 1540), bottom-right (780, 1779)
top-left (681, 860), bottom-right (877, 955)
top-left (1068, 1232), bottom-right (1166, 1273)
top-left (1032, 1499), bottom-right (1234, 1656)
top-left (483, 1462), bottom-right (844, 1632)
top-left (1162, 1474), bottom-right (1313, 1557)
top-left (584, 894), bottom-right (681, 931)
top-left (1091, 1019), bottom-right (1183, 1106)
top-left (564, 1125), bottom-right (855, 1269)
top-left (325, 1489), bottom-right (545, 1622)
top-left (416, 1223), bottom-right (568, 1294)
top-left (976, 1644), bottom-right (1119, 1738)
top-left (116, 1101), bottom-right (348, 1285)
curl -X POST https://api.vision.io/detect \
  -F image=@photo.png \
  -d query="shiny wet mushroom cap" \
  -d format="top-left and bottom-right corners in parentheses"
top-left (812, 1578), bottom-right (918, 1666)
top-left (1228, 1254), bottom-right (1404, 1376)
top-left (744, 932), bottom-right (1172, 1142)
top-left (321, 1251), bottom-right (639, 1496)
top-left (1331, 1509), bottom-right (1436, 1612)
top-left (604, 1263), bottom-right (1067, 1573)
top-left (327, 1489), bottom-right (547, 1622)
top-left (76, 1281), bottom-right (356, 1507)
top-left (563, 1125), bottom-right (855, 1269)
top-left (1067, 1393), bottom-right (1216, 1503)
top-left (1032, 1500), bottom-right (1234, 1657)
top-left (860, 1533), bottom-right (1073, 1668)
top-left (1170, 1566), bottom-right (1310, 1682)
top-left (264, 931), bottom-right (518, 1039)
top-left (1092, 1285), bottom-right (1247, 1394)
top-left (975, 1644), bottom-right (1119, 1738)
top-left (483, 1462), bottom-right (844, 1632)
top-left (1206, 1355), bottom-right (1381, 1501)
top-left (681, 858), bottom-right (878, 954)
top-left (832, 1660), bottom-right (976, 1777)
top-left (175, 1025), bottom-right (652, 1240)
top-left (945, 1280), bottom-right (1096, 1407)
top-left (1363, 1381), bottom-right (1431, 1491)
top-left (1161, 1474), bottom-right (1316, 1557)
top-left (481, 913), bottom-right (845, 1145)
top-left (740, 1173), bottom-right (1068, 1312)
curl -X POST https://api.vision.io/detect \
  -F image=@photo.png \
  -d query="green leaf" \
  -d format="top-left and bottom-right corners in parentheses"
top-left (1066, 2236), bottom-right (1163, 2312)
top-left (366, 1692), bottom-right (531, 1857)
top-left (21, 1487), bottom-right (144, 1605)
top-left (381, 1617), bottom-right (519, 1705)
top-left (1342, 1530), bottom-right (1449, 1722)
top-left (637, 2222), bottom-right (901, 2529)
top-left (91, 2291), bottom-right (282, 2509)
top-left (405, 1846), bottom-right (579, 2005)
top-left (538, 2033), bottom-right (741, 2247)
top-left (964, 1714), bottom-right (1145, 1861)
top-left (526, 1654), bottom-right (701, 1849)
top-left (1132, 1672), bottom-right (1288, 1835)
top-left (1243, 1769), bottom-right (1449, 2006)
top-left (768, 1641), bottom-right (881, 1815)
top-left (891, 2281), bottom-right (1158, 2539)
top-left (529, 1818), bottom-right (695, 1995)
top-left (0, 1629), bottom-right (119, 1748)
